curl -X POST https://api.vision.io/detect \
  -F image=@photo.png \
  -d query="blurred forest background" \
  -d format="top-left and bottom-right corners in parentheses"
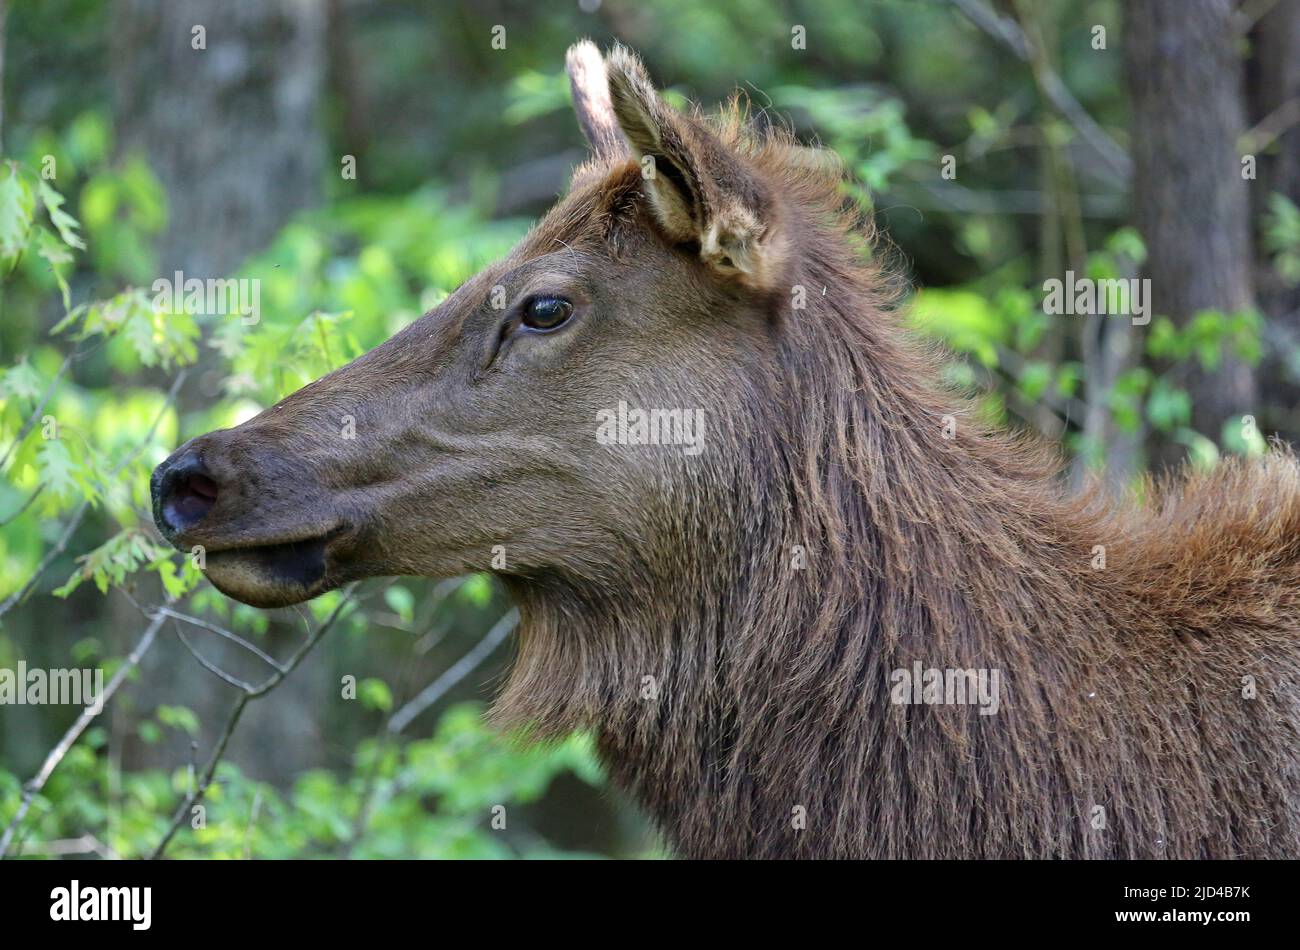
top-left (1, 0), bottom-right (1298, 859)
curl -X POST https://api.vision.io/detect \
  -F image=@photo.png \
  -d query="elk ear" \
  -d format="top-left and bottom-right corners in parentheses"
top-left (603, 45), bottom-right (785, 289)
top-left (566, 41), bottom-right (627, 161)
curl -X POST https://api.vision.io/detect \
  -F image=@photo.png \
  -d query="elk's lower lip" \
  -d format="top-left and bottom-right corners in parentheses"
top-left (197, 526), bottom-right (347, 608)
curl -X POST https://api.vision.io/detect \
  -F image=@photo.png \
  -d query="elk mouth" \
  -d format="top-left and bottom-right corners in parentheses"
top-left (150, 445), bottom-right (357, 608)
top-left (196, 525), bottom-right (349, 609)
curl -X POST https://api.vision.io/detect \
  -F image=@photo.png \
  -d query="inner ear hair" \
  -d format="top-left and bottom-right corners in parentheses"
top-left (604, 46), bottom-right (710, 241)
top-left (602, 43), bottom-right (788, 289)
top-left (603, 44), bottom-right (670, 156)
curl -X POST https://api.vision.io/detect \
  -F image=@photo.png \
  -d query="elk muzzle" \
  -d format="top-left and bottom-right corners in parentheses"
top-left (150, 433), bottom-right (353, 608)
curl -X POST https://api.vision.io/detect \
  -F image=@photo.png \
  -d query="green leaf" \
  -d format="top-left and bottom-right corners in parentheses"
top-left (0, 360), bottom-right (45, 402)
top-left (507, 69), bottom-right (571, 125)
top-left (358, 678), bottom-right (393, 713)
top-left (1221, 416), bottom-right (1268, 457)
top-left (137, 722), bottom-right (162, 745)
top-left (1175, 427), bottom-right (1220, 469)
top-left (909, 288), bottom-right (1002, 368)
top-left (0, 163), bottom-right (34, 258)
top-left (54, 528), bottom-right (165, 598)
top-left (52, 288), bottom-right (199, 369)
top-left (460, 574), bottom-right (492, 607)
top-left (1145, 317), bottom-right (1185, 361)
top-left (384, 585), bottom-right (415, 625)
top-left (155, 556), bottom-right (203, 600)
top-left (1015, 360), bottom-right (1052, 401)
top-left (1104, 227), bottom-right (1147, 266)
top-left (1262, 193), bottom-right (1300, 285)
top-left (37, 228), bottom-right (75, 308)
top-left (37, 180), bottom-right (86, 250)
top-left (36, 438), bottom-right (81, 504)
top-left (157, 705), bottom-right (200, 737)
top-left (1145, 379), bottom-right (1191, 433)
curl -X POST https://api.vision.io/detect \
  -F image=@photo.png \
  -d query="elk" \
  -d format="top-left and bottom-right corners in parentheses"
top-left (151, 42), bottom-right (1300, 859)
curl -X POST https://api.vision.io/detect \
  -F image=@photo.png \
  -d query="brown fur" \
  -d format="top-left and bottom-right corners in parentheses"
top-left (155, 44), bottom-right (1300, 858)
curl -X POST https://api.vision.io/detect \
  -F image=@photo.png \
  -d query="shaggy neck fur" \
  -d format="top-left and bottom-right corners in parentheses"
top-left (495, 134), bottom-right (1300, 860)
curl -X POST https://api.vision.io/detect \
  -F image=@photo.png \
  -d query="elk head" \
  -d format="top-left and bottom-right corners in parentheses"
top-left (151, 42), bottom-right (805, 609)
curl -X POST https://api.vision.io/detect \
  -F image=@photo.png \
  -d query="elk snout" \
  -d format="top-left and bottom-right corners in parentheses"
top-left (149, 431), bottom-right (358, 608)
top-left (151, 448), bottom-right (220, 541)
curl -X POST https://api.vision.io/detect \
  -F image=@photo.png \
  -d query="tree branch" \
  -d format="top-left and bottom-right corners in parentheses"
top-left (12, 833), bottom-right (120, 859)
top-left (149, 587), bottom-right (358, 859)
top-left (147, 605), bottom-right (287, 673)
top-left (170, 619), bottom-right (258, 691)
top-left (0, 483), bottom-right (45, 526)
top-left (1241, 96), bottom-right (1300, 155)
top-left (387, 607), bottom-right (519, 735)
top-left (950, 0), bottom-right (1132, 181)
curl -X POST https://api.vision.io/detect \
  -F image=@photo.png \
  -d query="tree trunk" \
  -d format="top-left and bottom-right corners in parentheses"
top-left (108, 0), bottom-right (328, 784)
top-left (1125, 0), bottom-right (1257, 469)
top-left (1247, 0), bottom-right (1300, 440)
top-left (110, 0), bottom-right (326, 277)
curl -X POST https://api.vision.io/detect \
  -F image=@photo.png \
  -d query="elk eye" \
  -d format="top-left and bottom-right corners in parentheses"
top-left (521, 296), bottom-right (574, 331)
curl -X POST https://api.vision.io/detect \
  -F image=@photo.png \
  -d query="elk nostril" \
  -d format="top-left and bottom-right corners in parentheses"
top-left (153, 452), bottom-right (220, 538)
top-left (187, 473), bottom-right (219, 502)
top-left (168, 472), bottom-right (218, 527)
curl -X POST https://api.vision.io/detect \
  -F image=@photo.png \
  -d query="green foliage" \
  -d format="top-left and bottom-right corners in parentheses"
top-left (0, 130), bottom-right (603, 858)
top-left (505, 68), bottom-right (572, 125)
top-left (1263, 193), bottom-right (1300, 286)
top-left (0, 163), bottom-right (35, 257)
top-left (52, 527), bottom-right (169, 597)
top-left (912, 288), bottom-right (1009, 368)
top-left (774, 84), bottom-right (936, 198)
top-left (1146, 309), bottom-right (1263, 371)
top-left (0, 703), bottom-right (603, 859)
top-left (53, 288), bottom-right (200, 370)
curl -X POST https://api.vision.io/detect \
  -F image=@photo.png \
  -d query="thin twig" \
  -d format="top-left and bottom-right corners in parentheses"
top-left (892, 179), bottom-right (1125, 218)
top-left (950, 0), bottom-right (1132, 180)
top-left (121, 589), bottom-right (275, 681)
top-left (14, 833), bottom-right (120, 859)
top-left (1241, 96), bottom-right (1300, 155)
top-left (149, 587), bottom-right (358, 859)
top-left (0, 483), bottom-right (44, 526)
top-left (1233, 0), bottom-right (1279, 33)
top-left (0, 498), bottom-right (90, 619)
top-left (388, 608), bottom-right (519, 735)
top-left (243, 790), bottom-right (263, 860)
top-left (339, 732), bottom-right (394, 859)
top-left (148, 692), bottom-right (249, 861)
top-left (340, 579), bottom-right (476, 857)
top-left (171, 619), bottom-right (257, 691)
top-left (149, 605), bottom-right (286, 673)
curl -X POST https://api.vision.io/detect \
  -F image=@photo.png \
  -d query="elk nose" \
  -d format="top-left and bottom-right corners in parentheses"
top-left (151, 449), bottom-right (220, 541)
